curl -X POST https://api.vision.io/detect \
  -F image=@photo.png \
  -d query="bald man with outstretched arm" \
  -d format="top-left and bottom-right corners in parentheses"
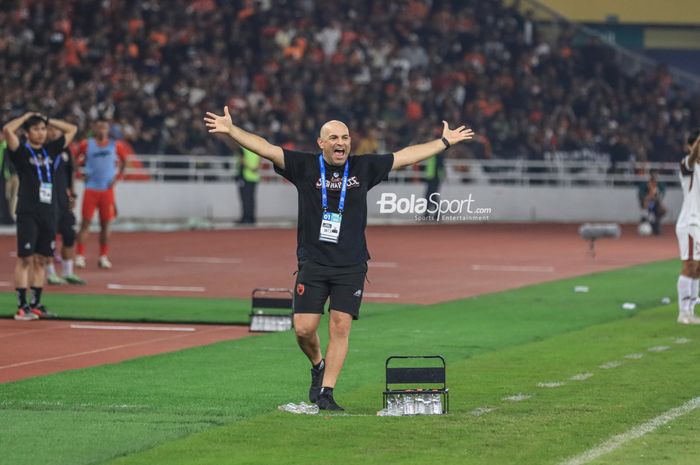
top-left (204, 107), bottom-right (474, 410)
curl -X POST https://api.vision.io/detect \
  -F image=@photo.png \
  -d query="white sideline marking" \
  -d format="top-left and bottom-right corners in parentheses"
top-left (107, 283), bottom-right (206, 292)
top-left (470, 407), bottom-right (496, 416)
top-left (624, 353), bottom-right (644, 360)
top-left (368, 261), bottom-right (398, 268)
top-left (70, 324), bottom-right (196, 332)
top-left (9, 251), bottom-right (17, 257)
top-left (0, 400), bottom-right (149, 410)
top-left (164, 256), bottom-right (241, 264)
top-left (558, 397), bottom-right (700, 465)
top-left (538, 382), bottom-right (566, 388)
top-left (0, 327), bottom-right (229, 371)
top-left (599, 361), bottom-right (623, 370)
top-left (570, 373), bottom-right (594, 381)
top-left (472, 264), bottom-right (555, 273)
top-left (674, 338), bottom-right (691, 344)
top-left (0, 281), bottom-right (10, 287)
top-left (503, 394), bottom-right (531, 402)
top-left (648, 345), bottom-right (670, 353)
top-left (364, 292), bottom-right (400, 299)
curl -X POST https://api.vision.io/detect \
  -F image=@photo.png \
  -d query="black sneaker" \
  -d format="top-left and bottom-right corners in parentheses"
top-left (31, 304), bottom-right (58, 319)
top-left (316, 389), bottom-right (344, 411)
top-left (309, 360), bottom-right (325, 403)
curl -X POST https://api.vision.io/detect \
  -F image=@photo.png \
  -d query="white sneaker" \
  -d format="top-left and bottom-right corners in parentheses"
top-left (75, 255), bottom-right (86, 268)
top-left (98, 256), bottom-right (112, 269)
top-left (677, 313), bottom-right (700, 325)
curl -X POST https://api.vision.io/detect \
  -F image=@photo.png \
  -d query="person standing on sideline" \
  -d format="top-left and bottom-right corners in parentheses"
top-left (46, 125), bottom-right (85, 285)
top-left (3, 112), bottom-right (77, 320)
top-left (423, 152), bottom-right (445, 221)
top-left (676, 130), bottom-right (700, 325)
top-left (204, 106), bottom-right (474, 410)
top-left (237, 146), bottom-right (260, 224)
top-left (1, 133), bottom-right (20, 223)
top-left (74, 117), bottom-right (129, 269)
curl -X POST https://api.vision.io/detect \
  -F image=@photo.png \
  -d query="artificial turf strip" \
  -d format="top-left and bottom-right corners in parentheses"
top-left (0, 293), bottom-right (252, 324)
top-left (0, 292), bottom-right (415, 324)
top-left (0, 259), bottom-right (687, 465)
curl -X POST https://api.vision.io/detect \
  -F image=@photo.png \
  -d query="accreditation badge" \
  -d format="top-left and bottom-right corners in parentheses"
top-left (39, 182), bottom-right (53, 204)
top-left (319, 211), bottom-right (342, 243)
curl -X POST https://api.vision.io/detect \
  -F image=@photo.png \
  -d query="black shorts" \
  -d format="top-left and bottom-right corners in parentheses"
top-left (16, 212), bottom-right (57, 258)
top-left (57, 209), bottom-right (76, 247)
top-left (293, 260), bottom-right (368, 320)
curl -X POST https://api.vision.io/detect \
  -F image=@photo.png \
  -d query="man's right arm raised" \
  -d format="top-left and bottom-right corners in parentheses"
top-left (2, 112), bottom-right (35, 151)
top-left (204, 106), bottom-right (284, 169)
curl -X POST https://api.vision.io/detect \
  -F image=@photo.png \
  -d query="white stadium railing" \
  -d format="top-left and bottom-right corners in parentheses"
top-left (125, 154), bottom-right (682, 188)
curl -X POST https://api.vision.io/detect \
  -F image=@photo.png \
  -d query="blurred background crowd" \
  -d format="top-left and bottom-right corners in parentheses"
top-left (1, 0), bottom-right (698, 163)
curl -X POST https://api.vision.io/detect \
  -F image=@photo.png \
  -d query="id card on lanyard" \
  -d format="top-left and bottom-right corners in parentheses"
top-left (26, 143), bottom-right (53, 204)
top-left (318, 155), bottom-right (349, 244)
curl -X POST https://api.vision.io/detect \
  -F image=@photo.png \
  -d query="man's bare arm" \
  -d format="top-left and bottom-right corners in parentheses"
top-left (689, 134), bottom-right (700, 168)
top-left (2, 112), bottom-right (35, 151)
top-left (204, 106), bottom-right (284, 168)
top-left (48, 118), bottom-right (78, 147)
top-left (392, 121), bottom-right (474, 171)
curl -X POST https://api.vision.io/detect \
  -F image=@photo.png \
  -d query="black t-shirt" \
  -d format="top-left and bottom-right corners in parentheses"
top-left (53, 146), bottom-right (74, 210)
top-left (275, 149), bottom-right (394, 266)
top-left (8, 136), bottom-right (65, 217)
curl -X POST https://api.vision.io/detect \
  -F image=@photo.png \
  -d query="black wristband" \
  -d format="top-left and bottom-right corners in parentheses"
top-left (441, 137), bottom-right (450, 149)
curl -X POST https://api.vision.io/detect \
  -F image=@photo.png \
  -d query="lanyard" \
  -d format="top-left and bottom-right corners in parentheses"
top-left (319, 154), bottom-right (349, 213)
top-left (53, 152), bottom-right (62, 171)
top-left (25, 143), bottom-right (52, 184)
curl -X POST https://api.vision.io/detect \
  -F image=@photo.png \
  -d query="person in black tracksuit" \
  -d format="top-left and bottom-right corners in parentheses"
top-left (2, 112), bottom-right (77, 320)
top-left (45, 126), bottom-right (85, 285)
top-left (205, 106), bottom-right (474, 410)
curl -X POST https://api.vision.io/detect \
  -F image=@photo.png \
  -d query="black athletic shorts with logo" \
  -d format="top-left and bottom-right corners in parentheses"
top-left (293, 260), bottom-right (368, 320)
top-left (16, 212), bottom-right (57, 258)
top-left (57, 210), bottom-right (76, 247)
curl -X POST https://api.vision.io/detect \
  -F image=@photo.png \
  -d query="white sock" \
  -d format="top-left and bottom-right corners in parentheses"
top-left (691, 279), bottom-right (699, 315)
top-left (63, 259), bottom-right (74, 277)
top-left (678, 275), bottom-right (693, 315)
top-left (46, 262), bottom-right (57, 276)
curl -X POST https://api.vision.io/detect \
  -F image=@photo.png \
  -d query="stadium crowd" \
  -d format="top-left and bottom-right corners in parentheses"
top-left (1, 0), bottom-right (698, 163)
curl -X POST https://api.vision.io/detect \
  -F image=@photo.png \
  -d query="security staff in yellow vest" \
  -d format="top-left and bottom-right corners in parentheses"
top-left (237, 146), bottom-right (260, 224)
top-left (424, 152), bottom-right (444, 221)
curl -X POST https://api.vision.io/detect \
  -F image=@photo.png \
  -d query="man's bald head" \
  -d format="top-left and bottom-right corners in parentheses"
top-left (317, 120), bottom-right (352, 166)
top-left (319, 120), bottom-right (349, 139)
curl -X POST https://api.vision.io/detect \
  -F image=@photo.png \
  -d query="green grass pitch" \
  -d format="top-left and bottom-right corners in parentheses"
top-left (2, 259), bottom-right (700, 465)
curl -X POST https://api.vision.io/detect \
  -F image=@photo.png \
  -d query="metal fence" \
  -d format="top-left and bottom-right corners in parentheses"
top-left (126, 154), bottom-right (681, 188)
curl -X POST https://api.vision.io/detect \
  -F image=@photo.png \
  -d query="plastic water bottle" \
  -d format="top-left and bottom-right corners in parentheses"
top-left (278, 402), bottom-right (319, 414)
top-left (431, 394), bottom-right (443, 414)
top-left (404, 394), bottom-right (416, 415)
top-left (377, 396), bottom-right (403, 416)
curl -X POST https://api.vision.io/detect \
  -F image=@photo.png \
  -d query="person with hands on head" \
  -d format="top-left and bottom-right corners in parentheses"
top-left (204, 106), bottom-right (474, 410)
top-left (676, 130), bottom-right (700, 325)
top-left (45, 124), bottom-right (85, 286)
top-left (3, 112), bottom-right (77, 320)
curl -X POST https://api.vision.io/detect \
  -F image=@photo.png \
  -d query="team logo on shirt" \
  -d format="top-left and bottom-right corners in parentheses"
top-left (315, 176), bottom-right (360, 190)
